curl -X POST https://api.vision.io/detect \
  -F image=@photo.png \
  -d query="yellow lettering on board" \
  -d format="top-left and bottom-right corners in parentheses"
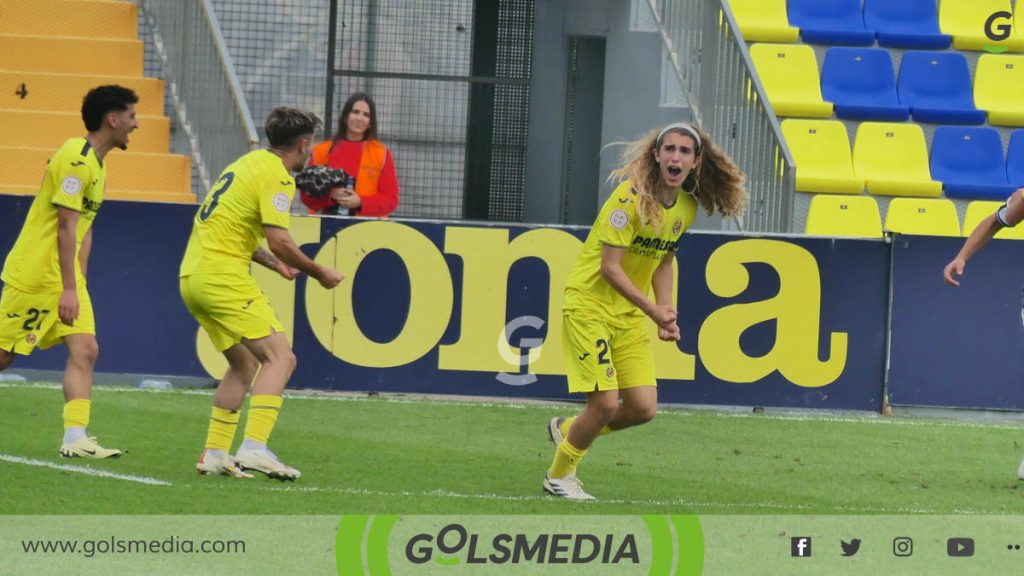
top-left (439, 227), bottom-right (582, 374)
top-left (329, 221), bottom-right (453, 367)
top-left (195, 216), bottom-right (322, 379)
top-left (698, 239), bottom-right (847, 387)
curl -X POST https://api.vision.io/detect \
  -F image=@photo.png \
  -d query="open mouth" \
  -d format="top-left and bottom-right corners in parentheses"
top-left (667, 166), bottom-right (683, 177)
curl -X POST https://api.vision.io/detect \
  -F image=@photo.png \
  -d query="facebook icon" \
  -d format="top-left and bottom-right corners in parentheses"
top-left (791, 537), bottom-right (812, 557)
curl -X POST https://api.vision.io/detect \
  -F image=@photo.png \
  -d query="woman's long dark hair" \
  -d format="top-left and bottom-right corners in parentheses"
top-left (333, 92), bottom-right (378, 142)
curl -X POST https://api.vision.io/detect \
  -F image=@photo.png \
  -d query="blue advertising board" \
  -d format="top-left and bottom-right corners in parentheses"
top-left (888, 234), bottom-right (1024, 410)
top-left (0, 195), bottom-right (888, 410)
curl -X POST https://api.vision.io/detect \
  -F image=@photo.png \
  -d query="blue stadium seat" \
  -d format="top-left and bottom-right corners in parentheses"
top-left (1009, 130), bottom-right (1024, 188)
top-left (897, 51), bottom-right (986, 124)
top-left (821, 48), bottom-right (909, 121)
top-left (930, 126), bottom-right (1017, 200)
top-left (863, 0), bottom-right (951, 49)
top-left (788, 0), bottom-right (875, 45)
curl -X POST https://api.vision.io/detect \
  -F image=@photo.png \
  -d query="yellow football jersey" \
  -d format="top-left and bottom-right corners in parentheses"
top-left (180, 150), bottom-right (295, 277)
top-left (564, 180), bottom-right (697, 324)
top-left (1, 138), bottom-right (105, 293)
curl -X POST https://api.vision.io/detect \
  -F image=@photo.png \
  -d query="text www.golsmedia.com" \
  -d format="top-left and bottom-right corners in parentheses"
top-left (22, 536), bottom-right (245, 557)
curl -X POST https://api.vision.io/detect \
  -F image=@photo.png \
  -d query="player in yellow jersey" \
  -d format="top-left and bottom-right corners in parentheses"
top-left (181, 107), bottom-right (343, 480)
top-left (543, 123), bottom-right (747, 500)
top-left (0, 85), bottom-right (138, 459)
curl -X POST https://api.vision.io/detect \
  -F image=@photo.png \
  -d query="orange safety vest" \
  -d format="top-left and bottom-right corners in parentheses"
top-left (310, 139), bottom-right (387, 200)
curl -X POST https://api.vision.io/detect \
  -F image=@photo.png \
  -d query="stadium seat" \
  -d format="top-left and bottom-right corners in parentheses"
top-left (729, 0), bottom-right (800, 42)
top-left (787, 0), bottom-right (875, 46)
top-left (897, 51), bottom-right (986, 124)
top-left (749, 43), bottom-right (833, 118)
top-left (805, 194), bottom-right (883, 237)
top-left (1009, 130), bottom-right (1024, 187)
top-left (930, 126), bottom-right (1017, 200)
top-left (938, 0), bottom-right (1021, 52)
top-left (853, 122), bottom-right (943, 197)
top-left (781, 119), bottom-right (864, 194)
top-left (0, 0), bottom-right (138, 39)
top-left (821, 48), bottom-right (909, 121)
top-left (963, 200), bottom-right (1024, 239)
top-left (0, 109), bottom-right (170, 154)
top-left (862, 0), bottom-right (951, 49)
top-left (0, 34), bottom-right (143, 76)
top-left (0, 71), bottom-right (165, 116)
top-left (0, 147), bottom-right (192, 196)
top-left (974, 54), bottom-right (1024, 127)
top-left (884, 198), bottom-right (961, 236)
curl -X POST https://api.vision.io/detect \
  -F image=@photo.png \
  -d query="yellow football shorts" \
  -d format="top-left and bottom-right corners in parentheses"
top-left (179, 273), bottom-right (284, 352)
top-left (0, 283), bottom-right (95, 355)
top-left (561, 311), bottom-right (656, 394)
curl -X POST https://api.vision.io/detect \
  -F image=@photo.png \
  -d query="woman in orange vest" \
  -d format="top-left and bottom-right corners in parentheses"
top-left (300, 92), bottom-right (399, 217)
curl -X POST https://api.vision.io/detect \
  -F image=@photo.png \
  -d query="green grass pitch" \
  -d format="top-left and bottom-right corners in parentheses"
top-left (2, 382), bottom-right (1024, 515)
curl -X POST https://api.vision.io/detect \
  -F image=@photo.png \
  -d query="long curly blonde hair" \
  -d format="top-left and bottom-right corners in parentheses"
top-left (609, 125), bottom-right (747, 230)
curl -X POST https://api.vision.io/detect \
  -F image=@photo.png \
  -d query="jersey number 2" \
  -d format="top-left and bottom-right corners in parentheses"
top-left (198, 172), bottom-right (236, 222)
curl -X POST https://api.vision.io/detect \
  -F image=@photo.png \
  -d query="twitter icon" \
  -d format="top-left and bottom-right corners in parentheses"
top-left (841, 539), bottom-right (862, 557)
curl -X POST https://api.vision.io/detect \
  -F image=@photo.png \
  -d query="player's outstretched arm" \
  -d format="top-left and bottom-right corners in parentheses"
top-left (263, 225), bottom-right (343, 289)
top-left (944, 188), bottom-right (1024, 287)
top-left (56, 207), bottom-right (80, 325)
top-left (252, 246), bottom-right (298, 280)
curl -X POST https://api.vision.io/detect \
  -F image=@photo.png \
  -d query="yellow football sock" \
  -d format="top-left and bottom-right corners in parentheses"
top-left (243, 394), bottom-right (283, 445)
top-left (62, 399), bottom-right (91, 429)
top-left (548, 438), bottom-right (587, 479)
top-left (205, 406), bottom-right (240, 452)
top-left (560, 416), bottom-right (612, 438)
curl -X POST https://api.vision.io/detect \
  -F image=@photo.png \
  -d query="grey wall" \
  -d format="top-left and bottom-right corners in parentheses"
top-left (524, 0), bottom-right (696, 226)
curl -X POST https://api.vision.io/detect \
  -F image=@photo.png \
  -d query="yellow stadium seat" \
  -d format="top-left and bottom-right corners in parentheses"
top-left (0, 72), bottom-right (164, 116)
top-left (0, 34), bottom-right (143, 76)
top-left (750, 43), bottom-right (833, 118)
top-left (805, 194), bottom-right (883, 238)
top-left (938, 0), bottom-right (1023, 51)
top-left (0, 147), bottom-right (192, 196)
top-left (884, 198), bottom-right (961, 236)
top-left (0, 0), bottom-right (137, 39)
top-left (974, 54), bottom-right (1024, 127)
top-left (853, 122), bottom-right (943, 197)
top-left (782, 119), bottom-right (864, 194)
top-left (962, 200), bottom-right (1024, 239)
top-left (729, 0), bottom-right (800, 42)
top-left (0, 109), bottom-right (169, 154)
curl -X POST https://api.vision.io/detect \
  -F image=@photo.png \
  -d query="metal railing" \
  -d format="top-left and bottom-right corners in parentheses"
top-left (137, 0), bottom-right (260, 196)
top-left (647, 0), bottom-right (796, 233)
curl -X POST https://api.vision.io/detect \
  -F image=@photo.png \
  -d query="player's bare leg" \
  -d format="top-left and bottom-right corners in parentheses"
top-left (59, 334), bottom-right (120, 458)
top-left (606, 385), bottom-right (657, 432)
top-left (234, 332), bottom-right (301, 480)
top-left (0, 348), bottom-right (13, 371)
top-left (198, 343), bottom-right (259, 477)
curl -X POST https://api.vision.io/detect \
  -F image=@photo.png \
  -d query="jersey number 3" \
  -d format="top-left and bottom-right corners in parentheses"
top-left (198, 172), bottom-right (236, 222)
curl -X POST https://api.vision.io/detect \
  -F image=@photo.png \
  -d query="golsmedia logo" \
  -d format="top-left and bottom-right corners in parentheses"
top-left (405, 523), bottom-right (639, 565)
top-left (335, 514), bottom-right (703, 575)
top-left (984, 11), bottom-right (1015, 53)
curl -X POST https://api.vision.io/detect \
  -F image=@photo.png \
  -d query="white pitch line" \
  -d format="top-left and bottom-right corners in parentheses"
top-left (0, 454), bottom-right (172, 486)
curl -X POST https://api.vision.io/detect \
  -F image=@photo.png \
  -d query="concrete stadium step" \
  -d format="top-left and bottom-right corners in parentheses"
top-left (0, 34), bottom-right (143, 75)
top-left (0, 109), bottom-right (170, 153)
top-left (0, 184), bottom-right (197, 205)
top-left (0, 0), bottom-right (138, 39)
top-left (0, 71), bottom-right (165, 116)
top-left (0, 146), bottom-right (192, 195)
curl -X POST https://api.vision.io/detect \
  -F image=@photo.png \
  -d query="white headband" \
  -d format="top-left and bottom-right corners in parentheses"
top-left (656, 123), bottom-right (702, 150)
